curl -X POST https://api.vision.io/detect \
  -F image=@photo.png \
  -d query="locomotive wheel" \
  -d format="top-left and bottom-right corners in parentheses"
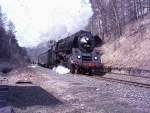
top-left (77, 68), bottom-right (80, 74)
top-left (44, 64), bottom-right (46, 67)
top-left (46, 64), bottom-right (49, 68)
top-left (77, 67), bottom-right (83, 74)
top-left (88, 69), bottom-right (92, 75)
top-left (70, 65), bottom-right (75, 74)
top-left (49, 65), bottom-right (53, 69)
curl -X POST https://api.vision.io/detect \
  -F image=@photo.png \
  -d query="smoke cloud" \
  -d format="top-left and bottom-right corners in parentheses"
top-left (0, 0), bottom-right (93, 48)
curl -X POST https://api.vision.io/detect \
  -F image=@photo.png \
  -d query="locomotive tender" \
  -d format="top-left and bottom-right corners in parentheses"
top-left (38, 30), bottom-right (103, 74)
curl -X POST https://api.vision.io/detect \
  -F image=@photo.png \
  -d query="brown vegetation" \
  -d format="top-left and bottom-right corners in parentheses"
top-left (101, 14), bottom-right (150, 70)
top-left (88, 0), bottom-right (150, 70)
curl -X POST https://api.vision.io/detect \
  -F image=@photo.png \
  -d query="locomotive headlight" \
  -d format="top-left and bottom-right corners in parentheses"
top-left (94, 56), bottom-right (98, 60)
top-left (77, 55), bottom-right (81, 59)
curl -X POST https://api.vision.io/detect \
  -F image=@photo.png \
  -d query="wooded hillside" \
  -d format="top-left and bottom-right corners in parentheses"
top-left (0, 7), bottom-right (29, 71)
top-left (88, 0), bottom-right (150, 41)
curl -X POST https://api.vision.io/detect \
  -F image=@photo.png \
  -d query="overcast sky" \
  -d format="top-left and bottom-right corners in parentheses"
top-left (0, 0), bottom-right (93, 48)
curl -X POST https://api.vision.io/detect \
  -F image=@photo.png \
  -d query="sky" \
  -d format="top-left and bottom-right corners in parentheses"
top-left (0, 0), bottom-right (93, 48)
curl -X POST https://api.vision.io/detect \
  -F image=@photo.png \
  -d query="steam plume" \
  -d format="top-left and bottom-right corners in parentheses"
top-left (0, 0), bottom-right (93, 48)
top-left (53, 65), bottom-right (70, 75)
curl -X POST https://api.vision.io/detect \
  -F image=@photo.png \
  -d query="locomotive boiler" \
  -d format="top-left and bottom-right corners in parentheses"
top-left (38, 30), bottom-right (103, 74)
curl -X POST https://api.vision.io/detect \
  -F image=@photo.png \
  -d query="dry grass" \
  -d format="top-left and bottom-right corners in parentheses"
top-left (101, 14), bottom-right (150, 70)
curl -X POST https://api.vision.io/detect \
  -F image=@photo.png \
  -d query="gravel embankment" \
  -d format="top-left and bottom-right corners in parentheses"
top-left (4, 65), bottom-right (150, 113)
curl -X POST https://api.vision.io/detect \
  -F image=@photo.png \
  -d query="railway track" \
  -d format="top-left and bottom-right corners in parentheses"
top-left (94, 76), bottom-right (150, 88)
top-left (38, 65), bottom-right (150, 88)
top-left (110, 72), bottom-right (150, 79)
top-left (80, 72), bottom-right (150, 89)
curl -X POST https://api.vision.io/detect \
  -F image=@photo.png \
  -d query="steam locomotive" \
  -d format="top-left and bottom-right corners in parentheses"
top-left (38, 30), bottom-right (103, 74)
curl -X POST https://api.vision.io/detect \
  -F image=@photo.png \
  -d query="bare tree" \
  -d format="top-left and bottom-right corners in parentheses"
top-left (88, 0), bottom-right (150, 41)
top-left (0, 6), bottom-right (29, 64)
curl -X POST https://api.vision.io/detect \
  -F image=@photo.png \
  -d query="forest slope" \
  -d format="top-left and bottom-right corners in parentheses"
top-left (102, 14), bottom-right (150, 70)
top-left (0, 8), bottom-right (28, 73)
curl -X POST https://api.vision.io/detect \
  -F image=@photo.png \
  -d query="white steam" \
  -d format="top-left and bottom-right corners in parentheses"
top-left (53, 65), bottom-right (70, 75)
top-left (0, 0), bottom-right (93, 48)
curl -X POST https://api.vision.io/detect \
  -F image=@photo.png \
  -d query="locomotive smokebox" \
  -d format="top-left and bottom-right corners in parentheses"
top-left (77, 32), bottom-right (95, 52)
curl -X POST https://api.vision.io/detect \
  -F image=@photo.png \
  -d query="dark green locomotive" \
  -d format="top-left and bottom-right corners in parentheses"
top-left (38, 30), bottom-right (103, 74)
